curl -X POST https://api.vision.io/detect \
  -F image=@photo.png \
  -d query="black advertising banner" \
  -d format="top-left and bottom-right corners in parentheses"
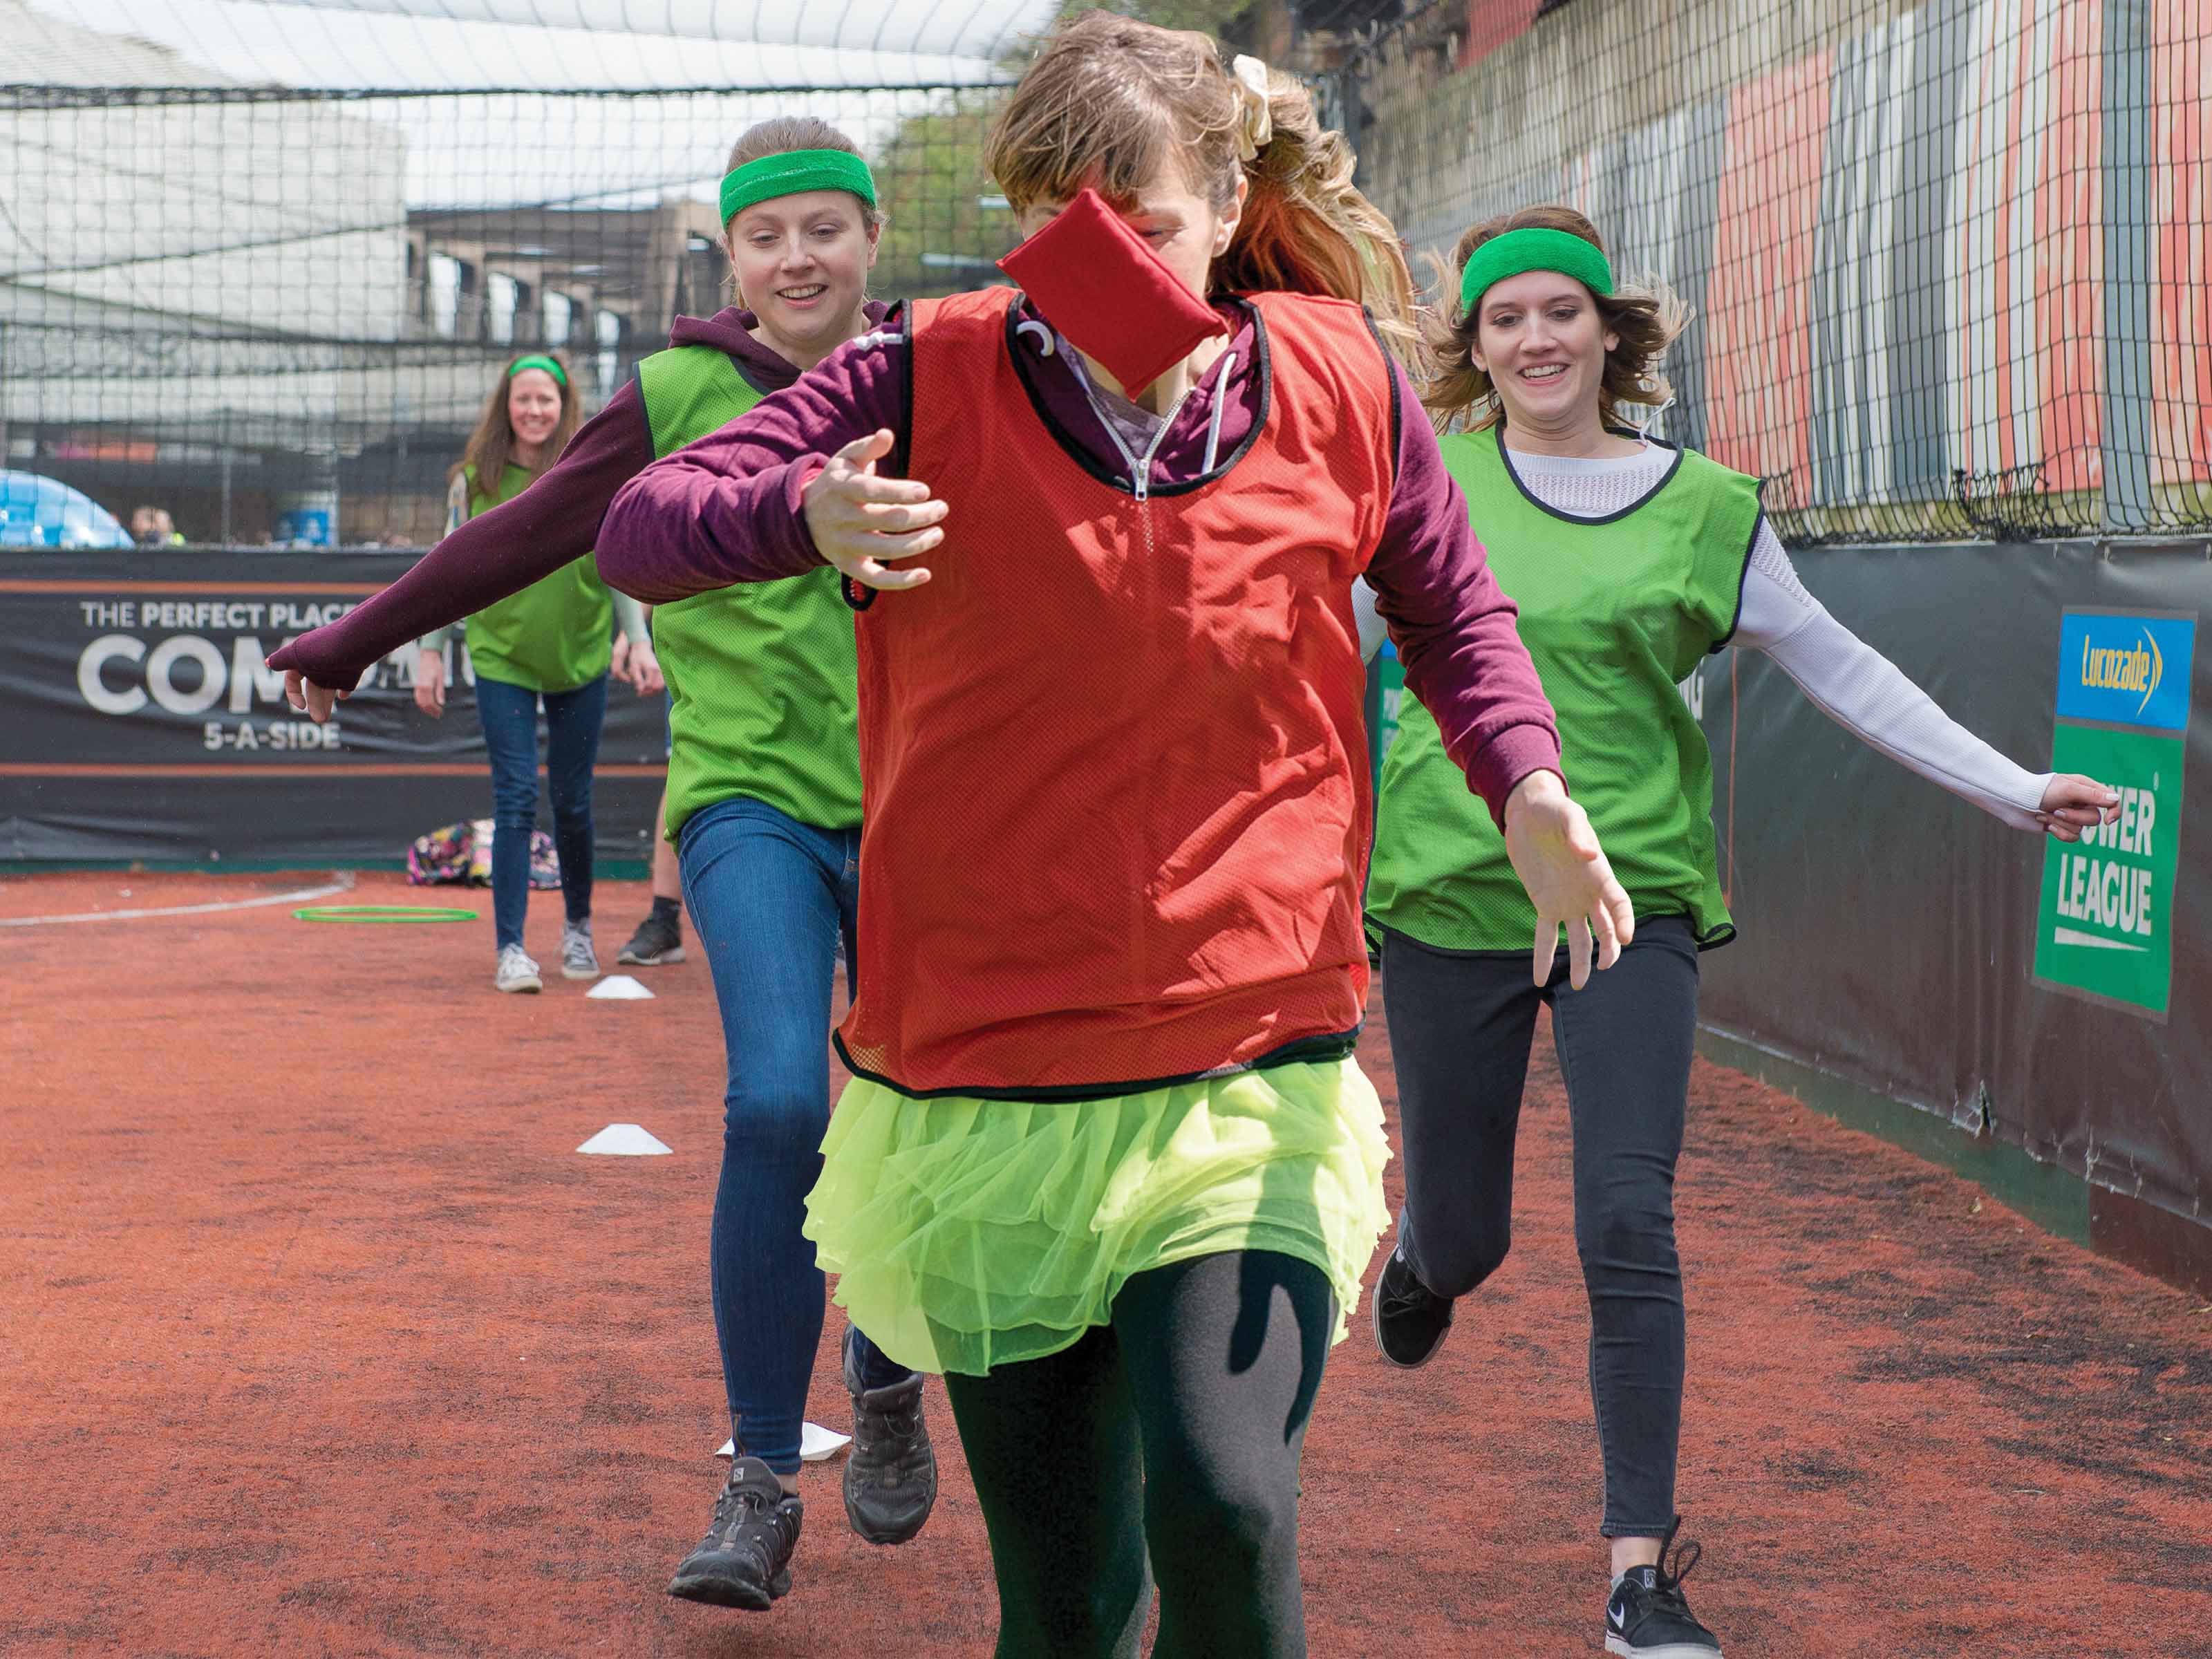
top-left (1694, 536), bottom-right (2209, 1237)
top-left (0, 550), bottom-right (666, 865)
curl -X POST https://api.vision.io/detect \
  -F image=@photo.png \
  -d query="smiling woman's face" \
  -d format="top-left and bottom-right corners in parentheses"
top-left (725, 188), bottom-right (879, 366)
top-left (505, 368), bottom-right (563, 453)
top-left (1471, 270), bottom-right (1619, 433)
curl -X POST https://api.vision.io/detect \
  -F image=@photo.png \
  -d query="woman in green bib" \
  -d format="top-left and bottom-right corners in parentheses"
top-left (1360, 206), bottom-right (2119, 1659)
top-left (414, 353), bottom-right (653, 995)
top-left (271, 120), bottom-right (937, 1611)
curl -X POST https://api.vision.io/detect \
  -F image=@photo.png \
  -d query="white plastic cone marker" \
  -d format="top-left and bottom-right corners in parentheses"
top-left (715, 1423), bottom-right (852, 1461)
top-left (585, 974), bottom-right (655, 1001)
top-left (577, 1123), bottom-right (672, 1156)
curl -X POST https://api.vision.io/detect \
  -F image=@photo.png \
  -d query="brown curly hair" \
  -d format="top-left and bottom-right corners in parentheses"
top-left (1423, 204), bottom-right (1688, 431)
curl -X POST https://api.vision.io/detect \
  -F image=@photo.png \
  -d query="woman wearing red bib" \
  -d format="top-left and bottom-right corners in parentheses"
top-left (1362, 205), bottom-right (2119, 1658)
top-left (600, 19), bottom-right (1634, 1655)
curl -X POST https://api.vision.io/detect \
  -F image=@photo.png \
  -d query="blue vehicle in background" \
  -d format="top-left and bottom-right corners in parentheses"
top-left (0, 471), bottom-right (134, 548)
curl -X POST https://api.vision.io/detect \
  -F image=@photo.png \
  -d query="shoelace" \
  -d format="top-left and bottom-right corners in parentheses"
top-left (856, 1398), bottom-right (924, 1447)
top-left (1378, 1262), bottom-right (1443, 1318)
top-left (1631, 1515), bottom-right (1703, 1617)
top-left (1655, 1515), bottom-right (1702, 1590)
top-left (709, 1476), bottom-right (792, 1548)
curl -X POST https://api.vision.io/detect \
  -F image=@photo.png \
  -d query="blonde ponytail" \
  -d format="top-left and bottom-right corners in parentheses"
top-left (1215, 67), bottom-right (1418, 362)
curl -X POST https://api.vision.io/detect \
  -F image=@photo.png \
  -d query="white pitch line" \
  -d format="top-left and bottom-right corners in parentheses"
top-left (0, 872), bottom-right (355, 927)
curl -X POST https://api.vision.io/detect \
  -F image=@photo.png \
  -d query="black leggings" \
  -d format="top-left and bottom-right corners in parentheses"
top-left (942, 1250), bottom-right (1335, 1659)
top-left (1381, 914), bottom-right (1699, 1539)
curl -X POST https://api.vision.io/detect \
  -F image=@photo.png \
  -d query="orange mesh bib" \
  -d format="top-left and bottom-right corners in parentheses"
top-left (836, 289), bottom-right (1396, 1098)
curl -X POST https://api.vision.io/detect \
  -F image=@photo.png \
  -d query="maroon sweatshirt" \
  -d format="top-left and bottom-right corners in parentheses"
top-left (597, 296), bottom-right (1563, 825)
top-left (264, 304), bottom-right (888, 688)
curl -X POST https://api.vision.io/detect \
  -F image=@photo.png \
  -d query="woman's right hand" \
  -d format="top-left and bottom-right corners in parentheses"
top-left (802, 430), bottom-right (947, 591)
top-left (413, 648), bottom-right (447, 719)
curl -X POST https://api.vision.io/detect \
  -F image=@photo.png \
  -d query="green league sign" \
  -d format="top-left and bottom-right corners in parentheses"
top-left (2033, 609), bottom-right (2195, 1018)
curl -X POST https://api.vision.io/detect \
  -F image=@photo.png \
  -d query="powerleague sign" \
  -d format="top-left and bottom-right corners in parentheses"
top-left (2034, 609), bottom-right (2195, 1018)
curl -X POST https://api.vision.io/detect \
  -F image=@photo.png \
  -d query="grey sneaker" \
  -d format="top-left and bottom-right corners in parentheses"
top-left (666, 1456), bottom-right (802, 1611)
top-left (560, 919), bottom-right (599, 980)
top-left (494, 944), bottom-right (541, 994)
top-left (842, 1334), bottom-right (937, 1546)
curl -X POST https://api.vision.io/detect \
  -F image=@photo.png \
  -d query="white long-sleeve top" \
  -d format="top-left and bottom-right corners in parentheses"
top-left (1354, 442), bottom-right (2051, 830)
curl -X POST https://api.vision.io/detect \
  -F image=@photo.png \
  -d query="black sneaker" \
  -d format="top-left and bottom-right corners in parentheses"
top-left (1606, 1517), bottom-right (1721, 1657)
top-left (842, 1336), bottom-right (937, 1545)
top-left (1372, 1245), bottom-right (1455, 1369)
top-left (617, 906), bottom-right (685, 966)
top-left (666, 1456), bottom-right (802, 1611)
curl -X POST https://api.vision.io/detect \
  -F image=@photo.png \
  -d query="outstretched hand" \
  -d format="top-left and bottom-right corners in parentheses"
top-left (802, 429), bottom-right (946, 592)
top-left (282, 668), bottom-right (347, 724)
top-left (2036, 773), bottom-right (2121, 841)
top-left (1502, 770), bottom-right (1635, 988)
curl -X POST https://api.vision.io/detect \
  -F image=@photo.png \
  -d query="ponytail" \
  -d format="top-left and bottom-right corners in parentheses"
top-left (1215, 67), bottom-right (1418, 362)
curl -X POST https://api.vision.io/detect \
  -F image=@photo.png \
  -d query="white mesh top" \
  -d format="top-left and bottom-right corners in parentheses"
top-left (1356, 441), bottom-right (2050, 828)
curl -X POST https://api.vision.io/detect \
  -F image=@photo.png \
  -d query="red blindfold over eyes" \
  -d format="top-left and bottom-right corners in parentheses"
top-left (996, 188), bottom-right (1229, 397)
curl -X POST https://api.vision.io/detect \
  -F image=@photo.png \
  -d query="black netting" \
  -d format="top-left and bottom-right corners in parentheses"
top-left (1313, 0), bottom-right (2209, 545)
top-left (0, 73), bottom-right (1014, 548)
top-left (4, 0), bottom-right (2206, 549)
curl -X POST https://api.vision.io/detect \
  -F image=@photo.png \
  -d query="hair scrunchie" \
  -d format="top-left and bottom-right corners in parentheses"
top-left (1230, 55), bottom-right (1274, 162)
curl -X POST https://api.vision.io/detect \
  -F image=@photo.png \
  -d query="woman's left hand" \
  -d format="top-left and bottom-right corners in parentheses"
top-left (1503, 770), bottom-right (1635, 988)
top-left (625, 638), bottom-right (664, 695)
top-left (2036, 774), bottom-right (2121, 841)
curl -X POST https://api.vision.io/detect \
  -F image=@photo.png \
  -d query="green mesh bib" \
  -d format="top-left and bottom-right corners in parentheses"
top-left (1367, 427), bottom-right (1761, 951)
top-left (635, 344), bottom-right (863, 837)
top-left (459, 464), bottom-right (616, 693)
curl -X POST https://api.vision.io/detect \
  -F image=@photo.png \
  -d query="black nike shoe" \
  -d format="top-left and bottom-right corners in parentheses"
top-left (1606, 1517), bottom-right (1722, 1657)
top-left (666, 1456), bottom-right (802, 1611)
top-left (1372, 1244), bottom-right (1455, 1368)
top-left (842, 1337), bottom-right (937, 1546)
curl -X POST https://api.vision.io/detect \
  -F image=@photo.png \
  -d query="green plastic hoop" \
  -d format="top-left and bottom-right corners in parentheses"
top-left (292, 904), bottom-right (479, 924)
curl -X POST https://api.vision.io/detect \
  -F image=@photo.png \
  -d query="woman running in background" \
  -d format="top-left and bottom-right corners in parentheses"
top-left (1360, 205), bottom-right (2119, 1659)
top-left (411, 352), bottom-right (653, 993)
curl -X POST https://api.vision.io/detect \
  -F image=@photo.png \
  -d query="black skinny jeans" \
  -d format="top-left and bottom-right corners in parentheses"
top-left (943, 1250), bottom-right (1335, 1659)
top-left (1381, 914), bottom-right (1699, 1539)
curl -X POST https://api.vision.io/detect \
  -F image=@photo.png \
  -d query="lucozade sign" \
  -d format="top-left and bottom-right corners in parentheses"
top-left (2034, 610), bottom-right (2195, 1018)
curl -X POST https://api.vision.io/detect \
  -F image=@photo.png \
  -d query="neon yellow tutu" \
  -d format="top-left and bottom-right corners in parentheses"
top-left (804, 1057), bottom-right (1391, 1376)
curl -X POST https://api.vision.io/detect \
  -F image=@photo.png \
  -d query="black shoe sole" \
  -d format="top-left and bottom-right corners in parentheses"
top-left (617, 946), bottom-right (685, 965)
top-left (666, 1566), bottom-right (792, 1611)
top-left (1371, 1283), bottom-right (1452, 1369)
top-left (843, 1462), bottom-right (938, 1546)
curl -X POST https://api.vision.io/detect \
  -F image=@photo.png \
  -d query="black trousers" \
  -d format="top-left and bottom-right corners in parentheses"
top-left (942, 1250), bottom-right (1335, 1658)
top-left (1381, 915), bottom-right (1700, 1537)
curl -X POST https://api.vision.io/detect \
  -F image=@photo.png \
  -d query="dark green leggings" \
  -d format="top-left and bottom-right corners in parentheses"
top-left (943, 1250), bottom-right (1335, 1659)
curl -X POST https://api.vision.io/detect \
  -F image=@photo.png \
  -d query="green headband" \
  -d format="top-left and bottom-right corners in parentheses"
top-left (507, 354), bottom-right (567, 387)
top-left (720, 148), bottom-right (877, 224)
top-left (1459, 226), bottom-right (1615, 315)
